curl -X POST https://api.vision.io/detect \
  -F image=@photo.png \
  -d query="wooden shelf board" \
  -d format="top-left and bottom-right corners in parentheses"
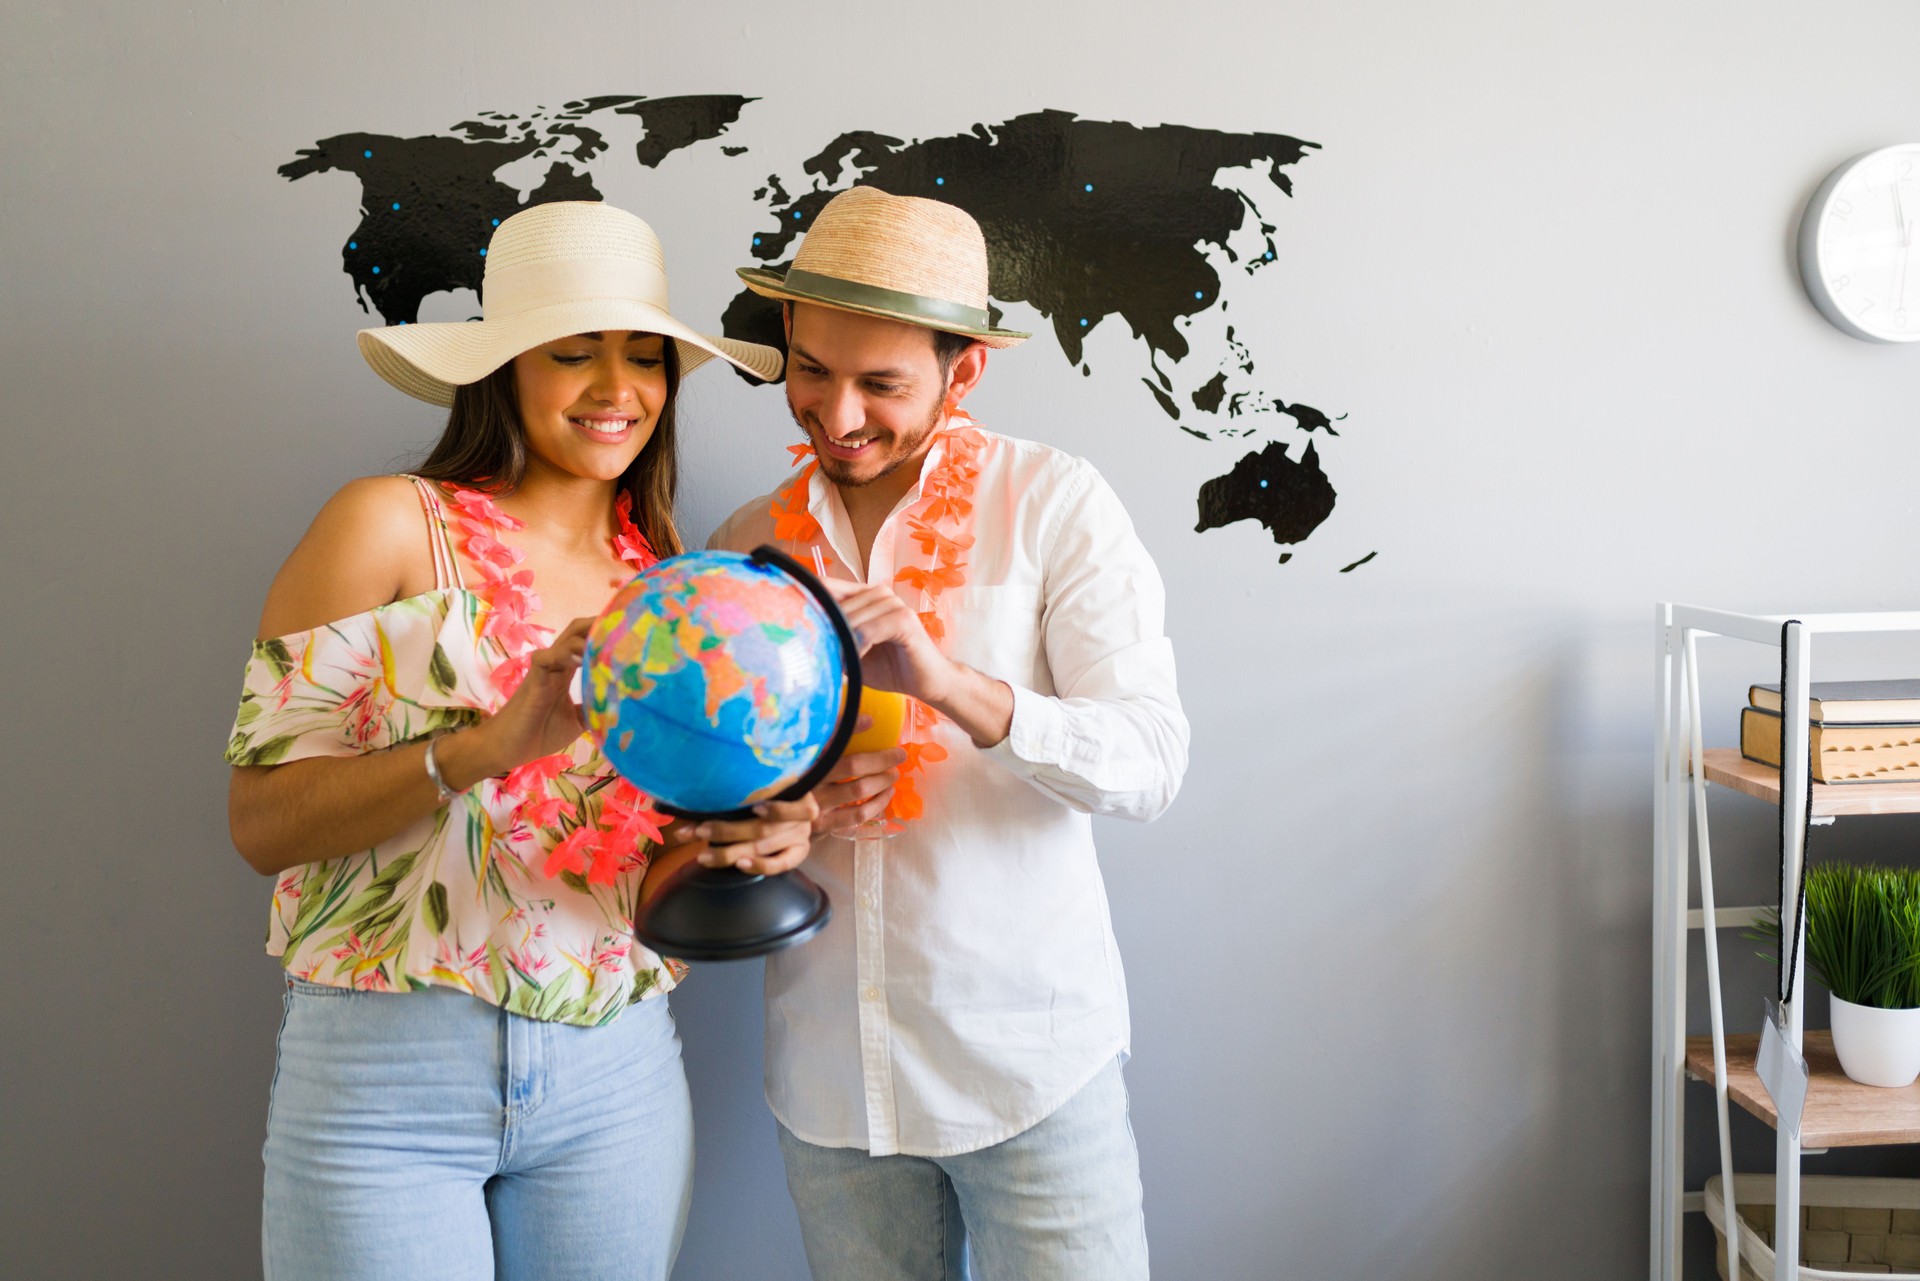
top-left (1686, 1031), bottom-right (1920, 1148)
top-left (1700, 748), bottom-right (1920, 817)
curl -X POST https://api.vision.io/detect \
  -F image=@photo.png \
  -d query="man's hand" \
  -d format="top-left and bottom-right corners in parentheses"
top-left (810, 746), bottom-right (907, 833)
top-left (825, 582), bottom-right (1015, 749)
top-left (826, 581), bottom-right (958, 704)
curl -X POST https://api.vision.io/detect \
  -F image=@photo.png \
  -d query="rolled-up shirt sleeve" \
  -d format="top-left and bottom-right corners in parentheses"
top-left (983, 464), bottom-right (1190, 821)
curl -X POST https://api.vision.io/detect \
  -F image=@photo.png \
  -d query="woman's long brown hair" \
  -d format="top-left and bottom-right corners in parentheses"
top-left (414, 340), bottom-right (684, 558)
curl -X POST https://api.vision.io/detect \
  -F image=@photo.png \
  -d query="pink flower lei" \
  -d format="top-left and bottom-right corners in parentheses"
top-left (445, 483), bottom-right (668, 886)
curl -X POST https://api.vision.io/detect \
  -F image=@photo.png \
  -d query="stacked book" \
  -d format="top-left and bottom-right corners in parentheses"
top-left (1741, 680), bottom-right (1920, 783)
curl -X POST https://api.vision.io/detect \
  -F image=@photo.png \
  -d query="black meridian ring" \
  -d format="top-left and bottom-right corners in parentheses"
top-left (757, 544), bottom-right (865, 801)
top-left (654, 545), bottom-right (864, 822)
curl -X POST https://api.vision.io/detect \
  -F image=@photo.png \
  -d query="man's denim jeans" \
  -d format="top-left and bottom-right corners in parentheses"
top-left (778, 1056), bottom-right (1149, 1280)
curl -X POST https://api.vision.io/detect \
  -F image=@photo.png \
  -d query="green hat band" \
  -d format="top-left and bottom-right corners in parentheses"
top-left (781, 268), bottom-right (992, 332)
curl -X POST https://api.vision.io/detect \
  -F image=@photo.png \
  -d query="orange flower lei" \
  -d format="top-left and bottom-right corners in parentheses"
top-left (446, 485), bottom-right (669, 885)
top-left (770, 410), bottom-right (986, 824)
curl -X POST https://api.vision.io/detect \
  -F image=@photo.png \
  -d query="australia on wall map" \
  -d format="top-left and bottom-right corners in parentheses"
top-left (280, 95), bottom-right (1369, 568)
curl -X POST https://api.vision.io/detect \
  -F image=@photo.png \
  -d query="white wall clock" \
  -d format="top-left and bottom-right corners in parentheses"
top-left (1799, 143), bottom-right (1920, 343)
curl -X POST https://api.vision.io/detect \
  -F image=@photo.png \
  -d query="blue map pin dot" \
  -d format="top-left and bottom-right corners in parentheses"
top-left (1079, 318), bottom-right (1089, 328)
top-left (1084, 183), bottom-right (1094, 192)
top-left (935, 177), bottom-right (944, 186)
top-left (392, 202), bottom-right (401, 211)
top-left (348, 241), bottom-right (357, 250)
top-left (371, 266), bottom-right (380, 274)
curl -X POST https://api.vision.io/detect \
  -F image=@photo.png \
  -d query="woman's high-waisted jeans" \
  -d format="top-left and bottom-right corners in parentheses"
top-left (262, 978), bottom-right (693, 1281)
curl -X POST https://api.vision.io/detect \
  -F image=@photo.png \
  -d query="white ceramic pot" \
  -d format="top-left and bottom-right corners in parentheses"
top-left (1829, 994), bottom-right (1920, 1088)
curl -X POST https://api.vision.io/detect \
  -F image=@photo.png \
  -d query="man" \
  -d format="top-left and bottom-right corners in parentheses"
top-left (707, 186), bottom-right (1189, 1280)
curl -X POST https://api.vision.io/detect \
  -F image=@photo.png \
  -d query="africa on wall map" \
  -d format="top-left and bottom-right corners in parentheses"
top-left (281, 94), bottom-right (1368, 568)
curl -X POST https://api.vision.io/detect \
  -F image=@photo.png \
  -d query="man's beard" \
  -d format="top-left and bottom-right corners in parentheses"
top-left (794, 397), bottom-right (944, 488)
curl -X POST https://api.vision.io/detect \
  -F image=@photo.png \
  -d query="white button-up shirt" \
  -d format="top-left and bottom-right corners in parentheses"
top-left (709, 426), bottom-right (1189, 1157)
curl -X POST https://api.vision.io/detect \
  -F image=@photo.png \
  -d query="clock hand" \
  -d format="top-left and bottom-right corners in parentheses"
top-left (1898, 221), bottom-right (1914, 319)
top-left (1899, 184), bottom-right (1912, 249)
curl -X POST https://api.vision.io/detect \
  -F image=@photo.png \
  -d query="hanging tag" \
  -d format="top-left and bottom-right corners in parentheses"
top-left (1757, 1000), bottom-right (1810, 1140)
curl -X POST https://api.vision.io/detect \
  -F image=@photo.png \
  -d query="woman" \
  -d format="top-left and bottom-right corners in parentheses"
top-left (225, 201), bottom-right (810, 1280)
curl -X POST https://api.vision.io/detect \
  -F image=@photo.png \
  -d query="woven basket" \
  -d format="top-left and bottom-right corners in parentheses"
top-left (1707, 1175), bottom-right (1920, 1278)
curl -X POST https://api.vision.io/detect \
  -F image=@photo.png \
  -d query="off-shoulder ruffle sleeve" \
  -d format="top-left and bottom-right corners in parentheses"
top-left (224, 589), bottom-right (495, 767)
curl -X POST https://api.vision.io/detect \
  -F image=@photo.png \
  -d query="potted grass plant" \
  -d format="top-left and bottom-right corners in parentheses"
top-left (1756, 863), bottom-right (1920, 1088)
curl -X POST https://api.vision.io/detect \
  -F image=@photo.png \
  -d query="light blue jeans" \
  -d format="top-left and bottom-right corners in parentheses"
top-left (262, 978), bottom-right (693, 1281)
top-left (777, 1057), bottom-right (1149, 1281)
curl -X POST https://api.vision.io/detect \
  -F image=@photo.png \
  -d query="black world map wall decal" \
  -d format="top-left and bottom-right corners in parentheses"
top-left (280, 95), bottom-right (1370, 568)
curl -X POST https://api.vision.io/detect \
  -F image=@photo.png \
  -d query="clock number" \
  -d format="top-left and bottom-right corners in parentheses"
top-left (1834, 198), bottom-right (1854, 219)
top-left (1830, 275), bottom-right (1851, 291)
top-left (1898, 309), bottom-right (1909, 330)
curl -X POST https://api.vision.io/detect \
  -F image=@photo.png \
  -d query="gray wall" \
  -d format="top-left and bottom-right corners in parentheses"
top-left (8, 2), bottom-right (1920, 1276)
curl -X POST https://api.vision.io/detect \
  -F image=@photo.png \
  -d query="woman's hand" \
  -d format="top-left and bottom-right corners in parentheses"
top-left (453, 618), bottom-right (593, 782)
top-left (682, 796), bottom-right (822, 875)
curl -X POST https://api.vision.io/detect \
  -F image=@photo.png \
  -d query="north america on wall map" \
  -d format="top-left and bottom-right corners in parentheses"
top-left (281, 94), bottom-right (1369, 568)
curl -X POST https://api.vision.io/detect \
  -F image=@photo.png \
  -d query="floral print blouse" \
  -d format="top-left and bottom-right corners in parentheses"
top-left (224, 478), bottom-right (680, 1026)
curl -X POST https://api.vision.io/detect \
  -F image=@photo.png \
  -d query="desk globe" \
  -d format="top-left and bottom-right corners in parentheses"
top-left (582, 546), bottom-right (859, 959)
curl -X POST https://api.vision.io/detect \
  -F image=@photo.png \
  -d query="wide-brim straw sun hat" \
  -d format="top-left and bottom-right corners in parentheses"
top-left (736, 187), bottom-right (1029, 348)
top-left (359, 201), bottom-right (784, 406)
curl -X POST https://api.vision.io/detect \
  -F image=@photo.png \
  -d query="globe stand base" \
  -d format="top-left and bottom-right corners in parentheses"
top-left (634, 864), bottom-right (831, 961)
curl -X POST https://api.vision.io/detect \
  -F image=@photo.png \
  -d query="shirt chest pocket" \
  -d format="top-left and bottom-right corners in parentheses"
top-left (934, 585), bottom-right (1046, 688)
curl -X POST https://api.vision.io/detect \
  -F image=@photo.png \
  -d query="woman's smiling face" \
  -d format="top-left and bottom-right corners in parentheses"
top-left (512, 331), bottom-right (669, 481)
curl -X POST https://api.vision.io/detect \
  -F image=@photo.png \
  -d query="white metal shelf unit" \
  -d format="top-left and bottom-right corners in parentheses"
top-left (1653, 605), bottom-right (1920, 1281)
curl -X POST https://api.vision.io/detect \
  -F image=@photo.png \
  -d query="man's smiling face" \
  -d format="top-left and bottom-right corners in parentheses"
top-left (783, 303), bottom-right (952, 489)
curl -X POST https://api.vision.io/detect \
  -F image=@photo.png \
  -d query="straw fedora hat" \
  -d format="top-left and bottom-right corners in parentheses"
top-left (359, 201), bottom-right (784, 406)
top-left (736, 187), bottom-right (1029, 348)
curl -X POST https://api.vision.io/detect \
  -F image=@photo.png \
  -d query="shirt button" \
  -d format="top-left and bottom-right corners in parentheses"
top-left (859, 894), bottom-right (873, 909)
top-left (864, 987), bottom-right (880, 1002)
